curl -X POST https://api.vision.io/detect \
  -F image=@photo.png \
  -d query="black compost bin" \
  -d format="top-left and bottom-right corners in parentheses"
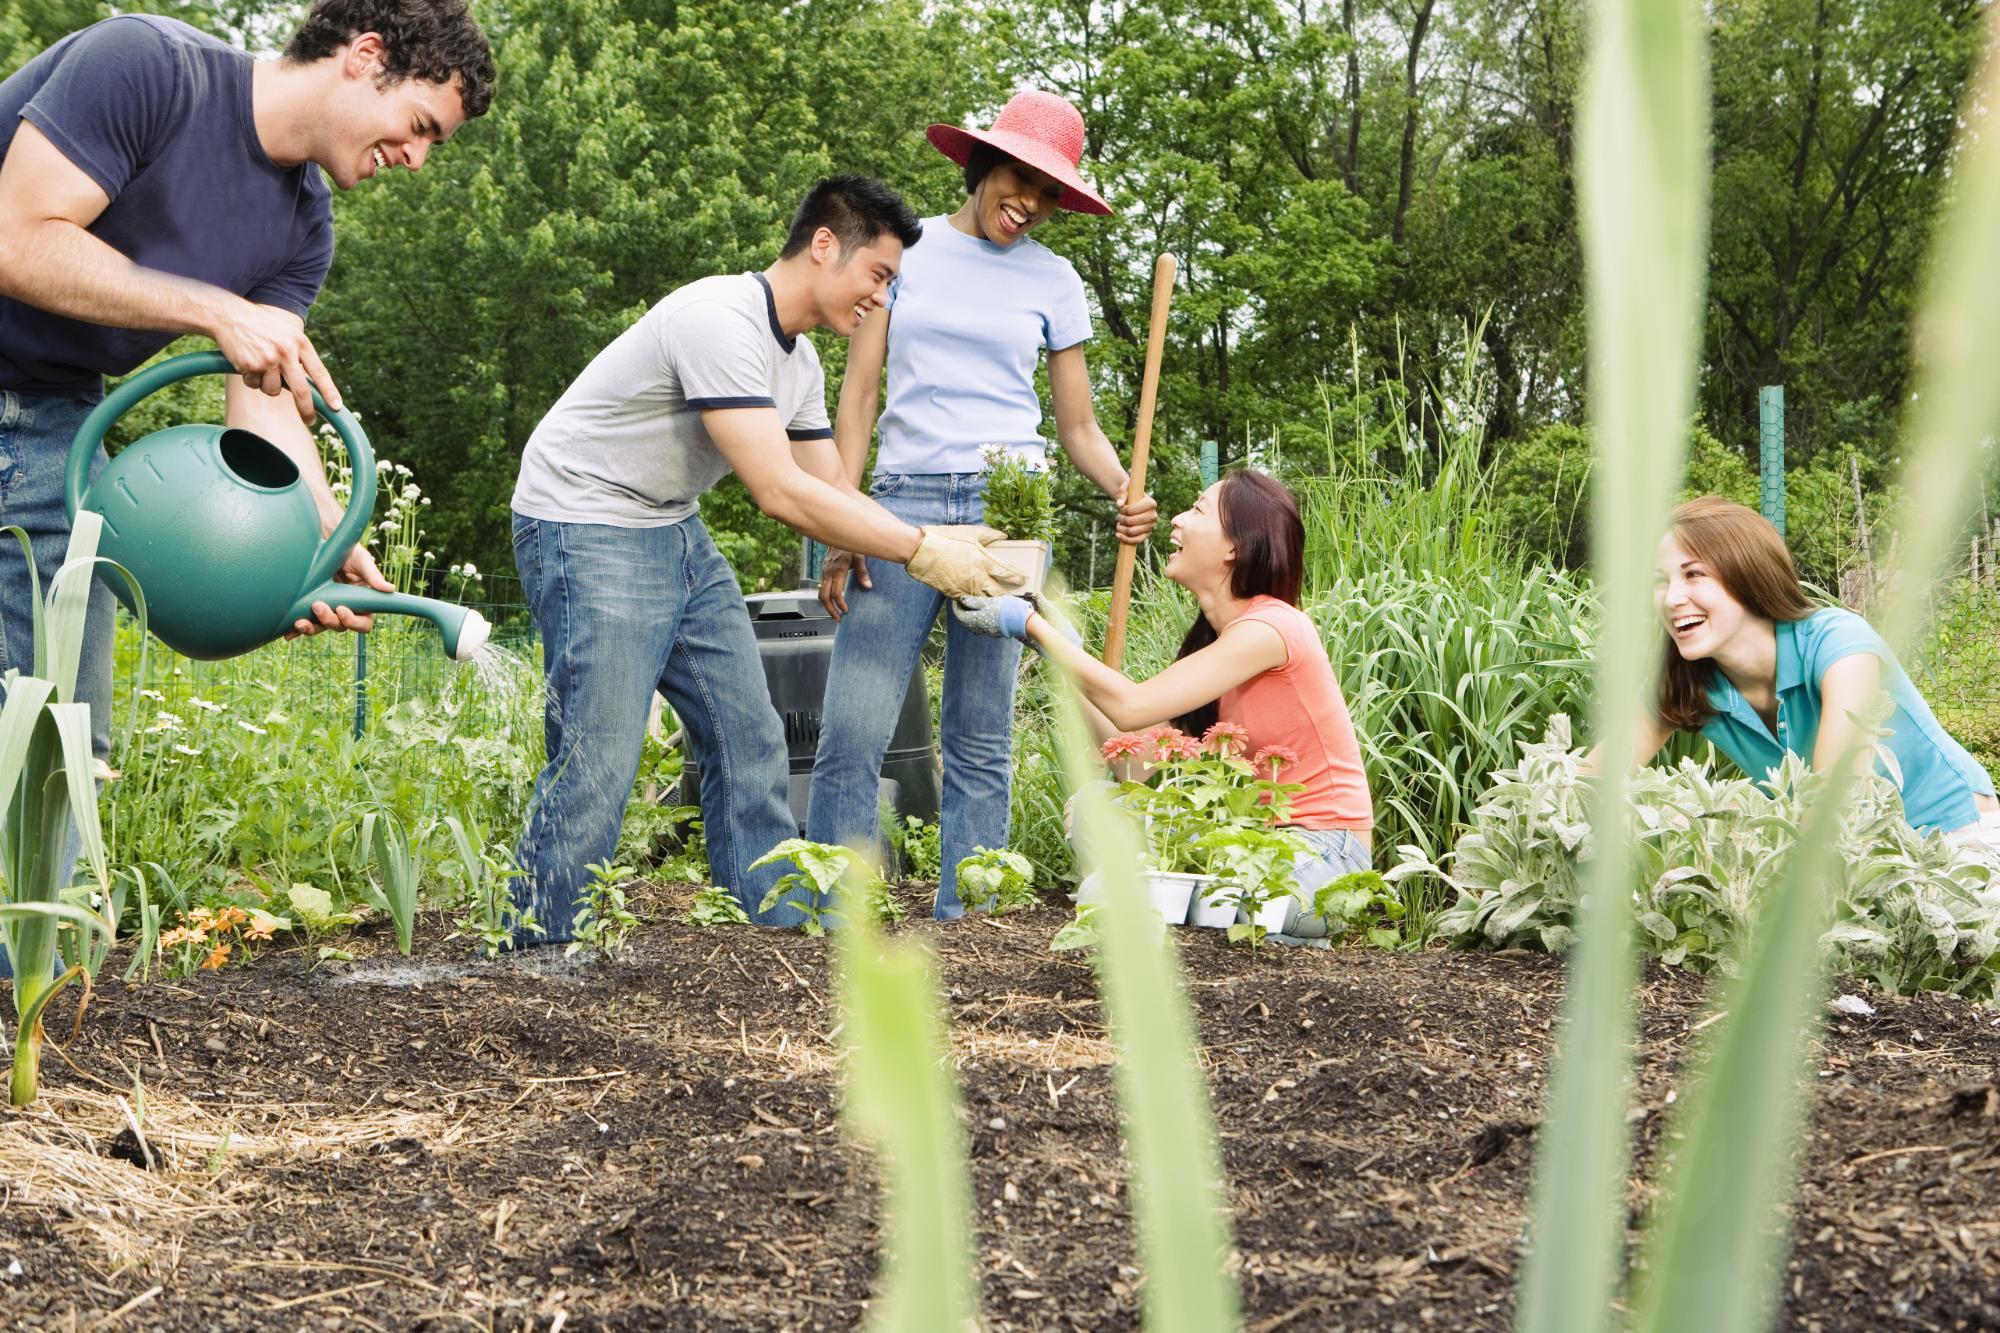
top-left (678, 588), bottom-right (940, 832)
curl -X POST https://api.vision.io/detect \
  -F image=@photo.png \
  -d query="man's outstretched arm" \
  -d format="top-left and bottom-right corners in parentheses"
top-left (0, 120), bottom-right (340, 421)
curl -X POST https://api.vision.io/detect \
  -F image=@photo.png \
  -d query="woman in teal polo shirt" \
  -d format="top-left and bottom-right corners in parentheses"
top-left (1621, 495), bottom-right (1998, 846)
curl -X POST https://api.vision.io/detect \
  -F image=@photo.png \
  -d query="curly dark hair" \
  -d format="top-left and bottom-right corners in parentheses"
top-left (284, 0), bottom-right (496, 118)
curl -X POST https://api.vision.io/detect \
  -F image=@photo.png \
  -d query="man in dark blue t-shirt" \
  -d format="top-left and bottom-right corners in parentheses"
top-left (0, 0), bottom-right (493, 755)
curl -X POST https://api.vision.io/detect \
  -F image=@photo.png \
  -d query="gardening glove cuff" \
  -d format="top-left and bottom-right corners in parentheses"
top-left (907, 525), bottom-right (1026, 598)
top-left (951, 594), bottom-right (1034, 641)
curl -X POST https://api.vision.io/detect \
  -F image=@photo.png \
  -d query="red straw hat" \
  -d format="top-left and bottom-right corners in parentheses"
top-left (927, 90), bottom-right (1112, 216)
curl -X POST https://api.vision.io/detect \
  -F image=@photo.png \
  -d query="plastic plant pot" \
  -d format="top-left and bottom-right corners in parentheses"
top-left (988, 539), bottom-right (1051, 597)
top-left (1244, 892), bottom-right (1296, 936)
top-left (1145, 870), bottom-right (1211, 926)
top-left (1187, 880), bottom-right (1237, 929)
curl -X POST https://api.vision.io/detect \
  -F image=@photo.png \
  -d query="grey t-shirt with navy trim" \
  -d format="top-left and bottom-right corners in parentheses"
top-left (511, 272), bottom-right (832, 527)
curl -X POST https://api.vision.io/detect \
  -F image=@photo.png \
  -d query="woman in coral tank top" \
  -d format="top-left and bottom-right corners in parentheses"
top-left (953, 469), bottom-right (1374, 934)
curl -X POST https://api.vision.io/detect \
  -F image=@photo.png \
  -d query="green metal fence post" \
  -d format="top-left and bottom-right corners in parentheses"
top-left (352, 632), bottom-right (368, 741)
top-left (1200, 440), bottom-right (1219, 488)
top-left (1759, 385), bottom-right (1785, 537)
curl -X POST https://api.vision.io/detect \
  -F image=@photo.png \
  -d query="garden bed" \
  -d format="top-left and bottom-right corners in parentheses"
top-left (3, 883), bottom-right (1999, 1330)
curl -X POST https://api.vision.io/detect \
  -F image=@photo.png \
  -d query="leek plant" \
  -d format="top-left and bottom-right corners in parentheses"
top-left (1051, 691), bottom-right (1239, 1330)
top-left (831, 870), bottom-right (978, 1331)
top-left (0, 512), bottom-right (127, 1106)
top-left (356, 805), bottom-right (423, 955)
top-left (1525, 0), bottom-right (2000, 1328)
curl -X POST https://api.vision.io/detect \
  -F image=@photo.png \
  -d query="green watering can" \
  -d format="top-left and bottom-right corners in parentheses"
top-left (64, 351), bottom-right (490, 663)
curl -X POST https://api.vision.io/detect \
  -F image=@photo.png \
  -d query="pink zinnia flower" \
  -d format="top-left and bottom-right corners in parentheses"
top-left (1202, 721), bottom-right (1250, 756)
top-left (1154, 731), bottom-right (1202, 762)
top-left (1100, 734), bottom-right (1147, 762)
top-left (1253, 744), bottom-right (1299, 775)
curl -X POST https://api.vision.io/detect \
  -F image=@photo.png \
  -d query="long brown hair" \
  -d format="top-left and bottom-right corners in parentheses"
top-left (1170, 469), bottom-right (1306, 737)
top-left (1657, 495), bottom-right (1816, 731)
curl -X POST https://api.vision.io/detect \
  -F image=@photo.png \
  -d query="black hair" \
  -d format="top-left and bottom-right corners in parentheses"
top-left (963, 143), bottom-right (1011, 195)
top-left (1168, 470), bottom-right (1307, 738)
top-left (779, 174), bottom-right (923, 260)
top-left (284, 0), bottom-right (496, 118)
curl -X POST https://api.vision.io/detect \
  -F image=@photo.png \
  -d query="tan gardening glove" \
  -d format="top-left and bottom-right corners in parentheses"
top-left (905, 524), bottom-right (1028, 598)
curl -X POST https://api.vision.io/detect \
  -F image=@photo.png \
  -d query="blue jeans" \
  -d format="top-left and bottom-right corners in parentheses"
top-left (1279, 828), bottom-right (1373, 937)
top-left (511, 512), bottom-right (803, 939)
top-left (0, 390), bottom-right (112, 759)
top-left (0, 391), bottom-right (110, 982)
top-left (806, 472), bottom-right (1024, 919)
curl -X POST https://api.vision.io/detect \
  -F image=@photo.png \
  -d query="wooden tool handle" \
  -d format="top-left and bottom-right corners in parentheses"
top-left (1103, 253), bottom-right (1177, 672)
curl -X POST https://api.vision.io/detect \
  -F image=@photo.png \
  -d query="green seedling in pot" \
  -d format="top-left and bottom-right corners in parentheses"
top-left (1196, 824), bottom-right (1307, 946)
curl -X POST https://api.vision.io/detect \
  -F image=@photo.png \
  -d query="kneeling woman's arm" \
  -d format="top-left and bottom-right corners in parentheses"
top-left (1018, 603), bottom-right (1286, 739)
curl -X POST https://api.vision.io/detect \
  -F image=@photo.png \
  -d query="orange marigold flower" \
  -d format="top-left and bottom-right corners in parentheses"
top-left (200, 943), bottom-right (232, 971)
top-left (243, 921), bottom-right (275, 942)
top-left (1201, 722), bottom-right (1250, 755)
top-left (157, 926), bottom-right (202, 951)
top-left (216, 906), bottom-right (250, 930)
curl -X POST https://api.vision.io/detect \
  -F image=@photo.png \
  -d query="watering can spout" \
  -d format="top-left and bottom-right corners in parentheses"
top-left (289, 586), bottom-right (492, 663)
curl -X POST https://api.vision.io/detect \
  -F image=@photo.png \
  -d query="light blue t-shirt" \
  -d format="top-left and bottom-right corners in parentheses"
top-left (1698, 608), bottom-right (1995, 833)
top-left (875, 215), bottom-right (1093, 473)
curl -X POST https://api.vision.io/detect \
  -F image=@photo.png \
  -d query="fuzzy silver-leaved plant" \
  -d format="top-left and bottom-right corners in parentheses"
top-left (1390, 716), bottom-right (2000, 998)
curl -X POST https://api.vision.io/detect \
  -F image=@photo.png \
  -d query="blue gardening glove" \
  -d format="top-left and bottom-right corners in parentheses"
top-left (952, 594), bottom-right (1084, 649)
top-left (951, 594), bottom-right (1034, 640)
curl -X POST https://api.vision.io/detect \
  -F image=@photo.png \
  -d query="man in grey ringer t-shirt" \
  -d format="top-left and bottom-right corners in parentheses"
top-left (508, 174), bottom-right (1025, 939)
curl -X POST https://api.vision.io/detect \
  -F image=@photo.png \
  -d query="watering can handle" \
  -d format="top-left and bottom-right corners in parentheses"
top-left (64, 350), bottom-right (377, 593)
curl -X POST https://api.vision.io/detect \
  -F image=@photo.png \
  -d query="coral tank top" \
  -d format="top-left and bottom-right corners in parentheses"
top-left (1217, 596), bottom-right (1374, 831)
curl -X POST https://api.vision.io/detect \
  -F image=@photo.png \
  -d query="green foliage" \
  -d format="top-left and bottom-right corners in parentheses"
top-left (440, 814), bottom-right (536, 957)
top-left (977, 447), bottom-right (1055, 544)
top-left (568, 860), bottom-right (641, 958)
top-left (953, 847), bottom-right (1037, 915)
top-left (753, 838), bottom-right (900, 936)
top-left (0, 514), bottom-right (118, 1106)
top-left (831, 880), bottom-right (978, 1331)
top-left (685, 884), bottom-right (751, 927)
top-left (287, 882), bottom-right (362, 934)
top-left (886, 813), bottom-right (941, 883)
top-left (1394, 717), bottom-right (2000, 999)
top-left (1311, 870), bottom-right (1407, 949)
top-left (355, 806), bottom-right (422, 956)
top-left (1192, 824), bottom-right (1305, 947)
top-left (1048, 692), bottom-right (1238, 1327)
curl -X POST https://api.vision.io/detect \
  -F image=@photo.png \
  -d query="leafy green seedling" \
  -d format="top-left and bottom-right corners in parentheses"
top-left (685, 885), bottom-right (750, 927)
top-left (753, 838), bottom-right (900, 935)
top-left (955, 847), bottom-right (1038, 914)
top-left (569, 860), bottom-right (641, 958)
top-left (1312, 870), bottom-right (1407, 949)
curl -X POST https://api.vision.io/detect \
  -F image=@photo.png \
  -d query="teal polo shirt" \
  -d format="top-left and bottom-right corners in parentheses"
top-left (1698, 609), bottom-right (1994, 833)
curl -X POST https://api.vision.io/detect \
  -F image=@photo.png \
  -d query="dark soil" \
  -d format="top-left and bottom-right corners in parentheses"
top-left (3, 883), bottom-right (1999, 1330)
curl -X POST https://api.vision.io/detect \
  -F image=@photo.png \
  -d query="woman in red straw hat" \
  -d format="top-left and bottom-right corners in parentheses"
top-left (807, 89), bottom-right (1157, 918)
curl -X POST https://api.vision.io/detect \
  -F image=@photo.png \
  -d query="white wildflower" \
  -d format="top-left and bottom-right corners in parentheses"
top-left (401, 483), bottom-right (420, 500)
top-left (139, 688), bottom-right (165, 702)
top-left (189, 697), bottom-right (225, 713)
top-left (235, 720), bottom-right (268, 736)
top-left (172, 744), bottom-right (202, 757)
top-left (375, 459), bottom-right (393, 473)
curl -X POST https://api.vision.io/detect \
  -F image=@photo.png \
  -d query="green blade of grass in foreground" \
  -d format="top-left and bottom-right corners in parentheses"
top-left (1517, 0), bottom-right (1709, 1327)
top-left (831, 882), bottom-right (978, 1332)
top-left (1634, 10), bottom-right (2000, 1329)
top-left (1050, 689), bottom-right (1239, 1331)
